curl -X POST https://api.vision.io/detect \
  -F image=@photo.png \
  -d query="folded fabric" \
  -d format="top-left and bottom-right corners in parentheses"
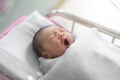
top-left (39, 56), bottom-right (62, 75)
top-left (40, 29), bottom-right (120, 80)
top-left (0, 10), bottom-right (55, 80)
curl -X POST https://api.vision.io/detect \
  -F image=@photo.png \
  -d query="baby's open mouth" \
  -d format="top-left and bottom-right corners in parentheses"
top-left (64, 39), bottom-right (70, 48)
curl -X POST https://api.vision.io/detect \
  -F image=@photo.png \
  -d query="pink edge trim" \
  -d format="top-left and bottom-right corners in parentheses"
top-left (0, 16), bottom-right (27, 39)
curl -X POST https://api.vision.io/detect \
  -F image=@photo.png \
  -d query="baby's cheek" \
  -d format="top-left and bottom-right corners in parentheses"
top-left (53, 42), bottom-right (63, 50)
top-left (51, 39), bottom-right (60, 45)
top-left (51, 39), bottom-right (65, 50)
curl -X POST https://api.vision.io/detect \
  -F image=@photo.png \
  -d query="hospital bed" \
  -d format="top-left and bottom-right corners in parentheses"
top-left (0, 10), bottom-right (120, 80)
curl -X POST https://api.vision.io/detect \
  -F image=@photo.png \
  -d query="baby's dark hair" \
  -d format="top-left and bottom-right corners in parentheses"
top-left (32, 25), bottom-right (52, 57)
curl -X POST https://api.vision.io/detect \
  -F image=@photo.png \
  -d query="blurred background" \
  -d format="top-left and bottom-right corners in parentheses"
top-left (0, 0), bottom-right (62, 33)
top-left (0, 0), bottom-right (120, 34)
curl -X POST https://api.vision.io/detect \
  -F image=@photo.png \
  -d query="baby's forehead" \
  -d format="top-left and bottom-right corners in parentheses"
top-left (47, 25), bottom-right (62, 30)
top-left (38, 26), bottom-right (59, 37)
top-left (43, 25), bottom-right (64, 32)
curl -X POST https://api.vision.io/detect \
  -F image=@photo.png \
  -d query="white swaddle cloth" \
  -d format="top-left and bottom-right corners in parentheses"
top-left (39, 28), bottom-right (120, 80)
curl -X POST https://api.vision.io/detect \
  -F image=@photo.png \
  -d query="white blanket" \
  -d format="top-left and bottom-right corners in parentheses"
top-left (39, 29), bottom-right (120, 80)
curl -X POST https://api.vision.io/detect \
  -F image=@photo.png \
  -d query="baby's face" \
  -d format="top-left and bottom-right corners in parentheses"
top-left (39, 26), bottom-right (74, 59)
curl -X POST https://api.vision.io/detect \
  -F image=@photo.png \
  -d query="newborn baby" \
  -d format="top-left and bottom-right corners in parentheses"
top-left (32, 25), bottom-right (74, 59)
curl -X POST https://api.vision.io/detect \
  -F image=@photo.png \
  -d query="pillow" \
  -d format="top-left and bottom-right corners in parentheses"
top-left (0, 10), bottom-right (55, 80)
top-left (39, 56), bottom-right (62, 74)
top-left (0, 16), bottom-right (27, 39)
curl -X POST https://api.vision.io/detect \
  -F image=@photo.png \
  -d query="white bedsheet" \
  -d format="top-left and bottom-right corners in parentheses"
top-left (39, 29), bottom-right (120, 80)
top-left (0, 10), bottom-right (54, 80)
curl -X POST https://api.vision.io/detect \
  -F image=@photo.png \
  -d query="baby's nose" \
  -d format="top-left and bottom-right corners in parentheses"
top-left (58, 33), bottom-right (64, 39)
